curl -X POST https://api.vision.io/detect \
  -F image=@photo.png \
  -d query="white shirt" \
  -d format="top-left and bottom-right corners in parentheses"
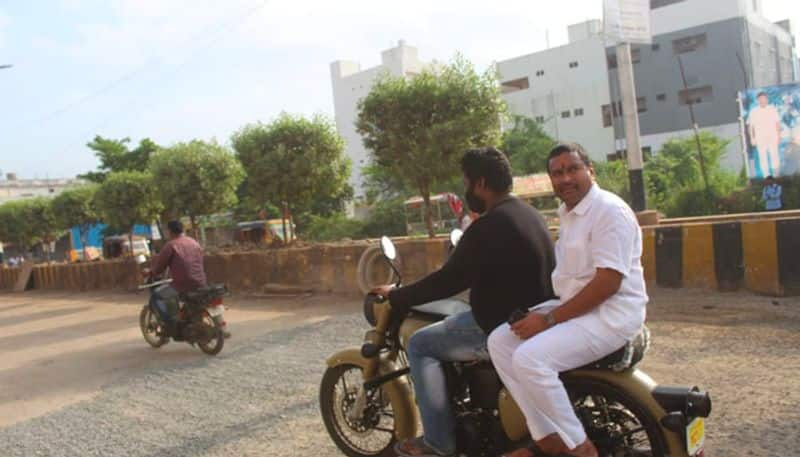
top-left (748, 105), bottom-right (781, 143)
top-left (544, 184), bottom-right (648, 339)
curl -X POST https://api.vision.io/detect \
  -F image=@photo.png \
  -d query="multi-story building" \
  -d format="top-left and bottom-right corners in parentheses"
top-left (330, 41), bottom-right (428, 198)
top-left (498, 0), bottom-right (797, 170)
top-left (0, 173), bottom-right (84, 204)
top-left (498, 20), bottom-right (615, 164)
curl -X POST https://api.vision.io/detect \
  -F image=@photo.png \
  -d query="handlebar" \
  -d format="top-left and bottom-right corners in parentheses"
top-left (137, 278), bottom-right (173, 290)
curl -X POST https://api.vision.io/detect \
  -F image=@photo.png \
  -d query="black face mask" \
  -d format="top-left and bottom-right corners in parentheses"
top-left (465, 183), bottom-right (487, 214)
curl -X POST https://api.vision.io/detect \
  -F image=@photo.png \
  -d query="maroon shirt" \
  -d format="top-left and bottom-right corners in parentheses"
top-left (151, 234), bottom-right (207, 293)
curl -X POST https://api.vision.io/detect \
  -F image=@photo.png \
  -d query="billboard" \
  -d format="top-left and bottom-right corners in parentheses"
top-left (603, 0), bottom-right (652, 44)
top-left (740, 83), bottom-right (800, 179)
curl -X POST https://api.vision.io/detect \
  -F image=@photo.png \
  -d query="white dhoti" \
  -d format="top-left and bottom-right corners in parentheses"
top-left (487, 301), bottom-right (628, 449)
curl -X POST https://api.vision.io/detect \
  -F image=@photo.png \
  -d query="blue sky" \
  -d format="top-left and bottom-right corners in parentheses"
top-left (0, 0), bottom-right (797, 179)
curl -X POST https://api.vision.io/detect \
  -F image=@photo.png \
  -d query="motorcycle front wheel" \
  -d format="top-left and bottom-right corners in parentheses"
top-left (197, 313), bottom-right (224, 356)
top-left (320, 364), bottom-right (396, 457)
top-left (139, 306), bottom-right (169, 348)
top-left (565, 377), bottom-right (668, 457)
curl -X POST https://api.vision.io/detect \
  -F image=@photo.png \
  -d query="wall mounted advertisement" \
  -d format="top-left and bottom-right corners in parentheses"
top-left (739, 83), bottom-right (800, 179)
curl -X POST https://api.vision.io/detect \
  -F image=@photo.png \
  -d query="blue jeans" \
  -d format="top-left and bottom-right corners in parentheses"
top-left (406, 308), bottom-right (489, 455)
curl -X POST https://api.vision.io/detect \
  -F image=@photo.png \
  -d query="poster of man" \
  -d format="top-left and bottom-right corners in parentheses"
top-left (740, 83), bottom-right (800, 179)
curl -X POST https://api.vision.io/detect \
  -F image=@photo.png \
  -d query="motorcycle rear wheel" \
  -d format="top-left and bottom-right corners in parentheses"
top-left (139, 306), bottom-right (169, 348)
top-left (197, 314), bottom-right (224, 356)
top-left (320, 364), bottom-right (396, 457)
top-left (565, 377), bottom-right (668, 457)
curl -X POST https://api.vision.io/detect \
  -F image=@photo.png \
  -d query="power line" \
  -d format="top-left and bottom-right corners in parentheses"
top-left (69, 0), bottom-right (269, 154)
top-left (13, 0), bottom-right (268, 130)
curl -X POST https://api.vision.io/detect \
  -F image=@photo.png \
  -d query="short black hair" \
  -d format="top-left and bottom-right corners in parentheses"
top-left (546, 143), bottom-right (593, 173)
top-left (765, 175), bottom-right (775, 180)
top-left (460, 147), bottom-right (513, 193)
top-left (757, 92), bottom-right (768, 98)
top-left (167, 220), bottom-right (184, 235)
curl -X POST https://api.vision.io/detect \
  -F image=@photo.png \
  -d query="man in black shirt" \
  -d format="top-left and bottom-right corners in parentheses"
top-left (372, 147), bottom-right (555, 457)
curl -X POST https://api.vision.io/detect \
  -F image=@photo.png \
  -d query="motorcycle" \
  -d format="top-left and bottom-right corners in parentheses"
top-left (136, 255), bottom-right (228, 356)
top-left (320, 233), bottom-right (711, 457)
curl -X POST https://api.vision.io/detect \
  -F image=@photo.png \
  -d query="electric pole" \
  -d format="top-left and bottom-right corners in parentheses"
top-left (615, 43), bottom-right (646, 212)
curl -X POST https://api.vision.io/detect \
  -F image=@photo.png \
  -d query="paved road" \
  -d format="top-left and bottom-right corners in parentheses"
top-left (0, 289), bottom-right (798, 456)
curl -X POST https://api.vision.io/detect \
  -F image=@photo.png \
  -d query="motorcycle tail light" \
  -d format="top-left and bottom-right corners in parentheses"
top-left (211, 297), bottom-right (223, 306)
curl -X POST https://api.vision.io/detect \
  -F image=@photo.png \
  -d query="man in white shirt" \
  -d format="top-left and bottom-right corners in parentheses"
top-left (749, 92), bottom-right (783, 177)
top-left (488, 143), bottom-right (647, 457)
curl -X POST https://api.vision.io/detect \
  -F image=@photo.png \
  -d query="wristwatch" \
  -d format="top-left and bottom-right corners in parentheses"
top-left (544, 311), bottom-right (557, 328)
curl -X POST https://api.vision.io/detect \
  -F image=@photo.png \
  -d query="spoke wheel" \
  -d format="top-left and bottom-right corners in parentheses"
top-left (197, 314), bottom-right (224, 356)
top-left (320, 364), bottom-right (396, 457)
top-left (139, 306), bottom-right (168, 348)
top-left (565, 377), bottom-right (668, 457)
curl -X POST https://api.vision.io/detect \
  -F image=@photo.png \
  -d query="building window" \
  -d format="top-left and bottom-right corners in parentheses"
top-left (607, 48), bottom-right (641, 68)
top-left (602, 105), bottom-right (613, 127)
top-left (637, 97), bottom-right (647, 113)
top-left (673, 33), bottom-right (708, 54)
top-left (535, 115), bottom-right (545, 123)
top-left (535, 70), bottom-right (545, 77)
top-left (500, 77), bottom-right (530, 94)
top-left (574, 108), bottom-right (584, 116)
top-left (569, 61), bottom-right (579, 68)
top-left (652, 43), bottom-right (661, 51)
top-left (561, 111), bottom-right (571, 118)
top-left (657, 93), bottom-right (667, 101)
top-left (651, 0), bottom-right (685, 9)
top-left (678, 85), bottom-right (713, 105)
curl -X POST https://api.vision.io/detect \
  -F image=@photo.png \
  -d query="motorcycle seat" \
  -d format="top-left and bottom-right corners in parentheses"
top-left (580, 326), bottom-right (650, 372)
top-left (183, 284), bottom-right (227, 304)
top-left (410, 298), bottom-right (471, 320)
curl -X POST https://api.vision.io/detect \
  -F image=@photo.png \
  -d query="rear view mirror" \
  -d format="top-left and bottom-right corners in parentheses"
top-left (449, 229), bottom-right (464, 248)
top-left (380, 236), bottom-right (397, 261)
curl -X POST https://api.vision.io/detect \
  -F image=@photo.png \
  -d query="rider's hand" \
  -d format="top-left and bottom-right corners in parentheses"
top-left (511, 312), bottom-right (549, 340)
top-left (370, 284), bottom-right (396, 299)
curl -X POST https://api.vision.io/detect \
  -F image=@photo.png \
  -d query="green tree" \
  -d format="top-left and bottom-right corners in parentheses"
top-left (646, 132), bottom-right (737, 216)
top-left (356, 56), bottom-right (504, 237)
top-left (51, 185), bottom-right (100, 254)
top-left (232, 113), bottom-right (352, 242)
top-left (80, 136), bottom-right (159, 183)
top-left (594, 160), bottom-right (631, 203)
top-left (501, 115), bottom-right (557, 176)
top-left (0, 201), bottom-right (35, 255)
top-left (25, 198), bottom-right (61, 261)
top-left (93, 171), bottom-right (163, 254)
top-left (361, 198), bottom-right (407, 238)
top-left (150, 140), bottom-right (245, 238)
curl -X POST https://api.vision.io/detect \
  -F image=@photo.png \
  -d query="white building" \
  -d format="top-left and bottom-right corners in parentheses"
top-left (0, 173), bottom-right (84, 204)
top-left (498, 20), bottom-right (615, 163)
top-left (330, 41), bottom-right (428, 198)
top-left (497, 0), bottom-right (797, 170)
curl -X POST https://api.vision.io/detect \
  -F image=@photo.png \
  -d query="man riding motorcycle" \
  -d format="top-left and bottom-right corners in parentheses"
top-left (488, 143), bottom-right (648, 457)
top-left (150, 220), bottom-right (230, 339)
top-left (371, 147), bottom-right (555, 457)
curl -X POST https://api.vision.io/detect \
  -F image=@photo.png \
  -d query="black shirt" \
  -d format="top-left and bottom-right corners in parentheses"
top-left (389, 197), bottom-right (556, 333)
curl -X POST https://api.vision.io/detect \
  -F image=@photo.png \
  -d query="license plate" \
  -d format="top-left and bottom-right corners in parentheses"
top-left (686, 417), bottom-right (705, 456)
top-left (207, 305), bottom-right (225, 317)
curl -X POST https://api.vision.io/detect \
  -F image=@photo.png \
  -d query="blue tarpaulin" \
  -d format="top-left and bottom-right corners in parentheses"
top-left (70, 223), bottom-right (152, 249)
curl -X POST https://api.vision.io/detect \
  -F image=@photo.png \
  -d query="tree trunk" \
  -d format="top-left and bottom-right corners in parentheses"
top-left (281, 201), bottom-right (289, 245)
top-left (128, 231), bottom-right (134, 260)
top-left (421, 183), bottom-right (435, 238)
top-left (189, 215), bottom-right (198, 241)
